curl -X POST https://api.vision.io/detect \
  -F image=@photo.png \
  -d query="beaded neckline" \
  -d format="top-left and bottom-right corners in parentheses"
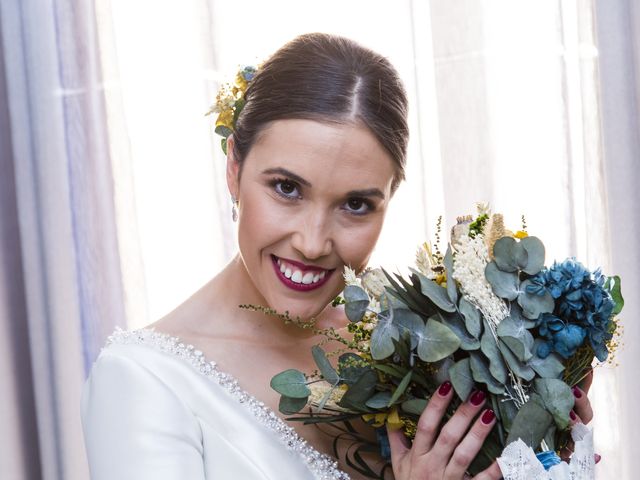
top-left (105, 327), bottom-right (350, 480)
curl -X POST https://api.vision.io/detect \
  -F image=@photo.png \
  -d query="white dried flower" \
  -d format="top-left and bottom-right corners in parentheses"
top-left (361, 268), bottom-right (390, 299)
top-left (451, 234), bottom-right (509, 327)
top-left (343, 266), bottom-right (360, 287)
top-left (415, 243), bottom-right (433, 276)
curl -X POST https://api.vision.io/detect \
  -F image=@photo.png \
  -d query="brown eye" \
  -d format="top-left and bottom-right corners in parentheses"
top-left (273, 179), bottom-right (301, 199)
top-left (344, 198), bottom-right (372, 215)
top-left (279, 181), bottom-right (296, 195)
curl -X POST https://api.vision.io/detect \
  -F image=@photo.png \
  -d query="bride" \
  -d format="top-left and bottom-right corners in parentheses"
top-left (81, 32), bottom-right (594, 480)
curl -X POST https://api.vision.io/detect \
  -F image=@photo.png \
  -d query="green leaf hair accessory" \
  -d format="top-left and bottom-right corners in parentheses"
top-left (206, 65), bottom-right (257, 155)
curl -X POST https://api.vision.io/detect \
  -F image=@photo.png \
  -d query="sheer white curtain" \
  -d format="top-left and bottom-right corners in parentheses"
top-left (0, 0), bottom-right (124, 478)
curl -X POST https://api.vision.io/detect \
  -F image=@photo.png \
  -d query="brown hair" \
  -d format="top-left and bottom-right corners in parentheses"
top-left (232, 33), bottom-right (409, 192)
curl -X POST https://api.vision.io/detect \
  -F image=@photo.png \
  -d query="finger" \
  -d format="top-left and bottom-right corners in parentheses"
top-left (572, 386), bottom-right (593, 423)
top-left (578, 369), bottom-right (594, 393)
top-left (473, 461), bottom-right (503, 480)
top-left (412, 381), bottom-right (455, 456)
top-left (387, 424), bottom-right (410, 468)
top-left (445, 409), bottom-right (496, 478)
top-left (432, 389), bottom-right (487, 461)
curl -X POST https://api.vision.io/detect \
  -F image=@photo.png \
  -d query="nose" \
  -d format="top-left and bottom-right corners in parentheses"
top-left (290, 210), bottom-right (333, 261)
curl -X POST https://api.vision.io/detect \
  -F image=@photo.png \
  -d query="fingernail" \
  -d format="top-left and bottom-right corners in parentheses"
top-left (438, 381), bottom-right (452, 397)
top-left (481, 409), bottom-right (495, 425)
top-left (572, 386), bottom-right (582, 399)
top-left (470, 390), bottom-right (486, 406)
top-left (570, 410), bottom-right (577, 421)
top-left (594, 453), bottom-right (601, 464)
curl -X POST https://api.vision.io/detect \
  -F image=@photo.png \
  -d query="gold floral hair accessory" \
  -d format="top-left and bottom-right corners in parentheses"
top-left (206, 65), bottom-right (258, 154)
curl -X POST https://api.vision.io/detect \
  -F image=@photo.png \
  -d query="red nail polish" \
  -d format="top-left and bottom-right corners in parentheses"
top-left (572, 386), bottom-right (582, 399)
top-left (570, 410), bottom-right (577, 421)
top-left (481, 409), bottom-right (495, 425)
top-left (438, 381), bottom-right (452, 396)
top-left (594, 454), bottom-right (601, 464)
top-left (470, 390), bottom-right (486, 406)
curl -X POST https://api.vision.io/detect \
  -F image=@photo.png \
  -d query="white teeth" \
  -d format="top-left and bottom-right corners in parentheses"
top-left (291, 271), bottom-right (303, 283)
top-left (313, 274), bottom-right (320, 283)
top-left (302, 272), bottom-right (315, 284)
top-left (277, 258), bottom-right (281, 266)
top-left (284, 268), bottom-right (292, 278)
top-left (319, 271), bottom-right (326, 280)
top-left (280, 263), bottom-right (286, 273)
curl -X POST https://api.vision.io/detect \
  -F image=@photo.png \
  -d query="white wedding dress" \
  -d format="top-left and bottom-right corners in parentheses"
top-left (81, 327), bottom-right (350, 480)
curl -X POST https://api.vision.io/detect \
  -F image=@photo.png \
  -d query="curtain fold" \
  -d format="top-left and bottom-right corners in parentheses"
top-left (595, 0), bottom-right (640, 477)
top-left (0, 0), bottom-right (126, 478)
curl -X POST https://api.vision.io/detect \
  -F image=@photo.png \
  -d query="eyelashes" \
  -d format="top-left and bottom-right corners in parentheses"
top-left (267, 177), bottom-right (376, 216)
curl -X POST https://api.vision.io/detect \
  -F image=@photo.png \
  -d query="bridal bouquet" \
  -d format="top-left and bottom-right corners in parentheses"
top-left (263, 205), bottom-right (624, 478)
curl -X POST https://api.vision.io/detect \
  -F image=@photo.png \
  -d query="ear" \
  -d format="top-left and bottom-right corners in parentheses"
top-left (225, 135), bottom-right (241, 199)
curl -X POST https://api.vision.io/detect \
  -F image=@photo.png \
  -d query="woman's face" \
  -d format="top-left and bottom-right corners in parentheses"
top-left (227, 119), bottom-right (396, 320)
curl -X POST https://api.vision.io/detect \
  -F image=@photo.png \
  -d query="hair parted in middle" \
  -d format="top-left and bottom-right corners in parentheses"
top-left (231, 32), bottom-right (410, 192)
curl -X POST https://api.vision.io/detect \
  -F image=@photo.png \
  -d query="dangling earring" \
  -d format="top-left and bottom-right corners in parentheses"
top-left (231, 196), bottom-right (238, 222)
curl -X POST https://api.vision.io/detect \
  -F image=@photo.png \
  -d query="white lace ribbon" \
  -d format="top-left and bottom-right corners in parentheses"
top-left (497, 424), bottom-right (595, 480)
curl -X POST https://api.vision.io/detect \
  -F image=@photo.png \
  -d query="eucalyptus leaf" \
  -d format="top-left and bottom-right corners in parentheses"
top-left (496, 396), bottom-right (518, 432)
top-left (214, 124), bottom-right (233, 138)
top-left (365, 391), bottom-right (393, 409)
top-left (497, 314), bottom-right (535, 362)
top-left (458, 297), bottom-right (482, 338)
top-left (415, 271), bottom-right (456, 312)
top-left (499, 342), bottom-right (535, 381)
top-left (402, 398), bottom-right (428, 416)
top-left (605, 275), bottom-right (624, 315)
top-left (517, 280), bottom-right (555, 320)
top-left (485, 262), bottom-right (519, 300)
top-left (444, 245), bottom-right (459, 304)
top-left (438, 311), bottom-right (480, 350)
top-left (506, 393), bottom-right (553, 447)
top-left (312, 346), bottom-right (339, 385)
top-left (279, 395), bottom-right (308, 414)
top-left (534, 378), bottom-right (575, 430)
top-left (480, 324), bottom-right (508, 384)
top-left (417, 318), bottom-right (461, 362)
top-left (469, 352), bottom-right (505, 394)
top-left (338, 353), bottom-right (371, 385)
top-left (449, 358), bottom-right (474, 401)
top-left (395, 309), bottom-right (425, 350)
top-left (527, 340), bottom-right (564, 378)
top-left (493, 237), bottom-right (519, 272)
top-left (370, 313), bottom-right (400, 360)
top-left (338, 370), bottom-right (378, 411)
top-left (388, 370), bottom-right (413, 406)
top-left (344, 285), bottom-right (371, 322)
top-left (519, 236), bottom-right (545, 275)
top-left (434, 357), bottom-right (455, 385)
top-left (270, 369), bottom-right (311, 398)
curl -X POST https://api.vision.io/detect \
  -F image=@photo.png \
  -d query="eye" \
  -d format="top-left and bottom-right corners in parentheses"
top-left (344, 197), bottom-right (373, 215)
top-left (272, 178), bottom-right (301, 199)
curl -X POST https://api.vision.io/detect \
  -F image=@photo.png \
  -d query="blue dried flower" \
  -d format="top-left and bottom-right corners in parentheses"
top-left (536, 450), bottom-right (562, 470)
top-left (532, 259), bottom-right (614, 361)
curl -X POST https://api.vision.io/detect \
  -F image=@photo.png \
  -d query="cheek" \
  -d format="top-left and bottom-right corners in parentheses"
top-left (335, 219), bottom-right (385, 272)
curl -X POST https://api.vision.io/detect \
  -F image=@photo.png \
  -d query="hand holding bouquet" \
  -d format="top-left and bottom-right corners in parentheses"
top-left (264, 205), bottom-right (624, 478)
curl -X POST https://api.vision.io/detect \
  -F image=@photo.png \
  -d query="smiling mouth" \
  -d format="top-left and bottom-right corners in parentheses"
top-left (271, 255), bottom-right (335, 292)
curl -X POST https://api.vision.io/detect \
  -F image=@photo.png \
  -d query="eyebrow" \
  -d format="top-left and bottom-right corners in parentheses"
top-left (262, 168), bottom-right (311, 187)
top-left (262, 167), bottom-right (386, 200)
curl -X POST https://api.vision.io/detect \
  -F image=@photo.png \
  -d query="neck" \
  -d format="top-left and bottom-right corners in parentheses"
top-left (210, 254), bottom-right (331, 346)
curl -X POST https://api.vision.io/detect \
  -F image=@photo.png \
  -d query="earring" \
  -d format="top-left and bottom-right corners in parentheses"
top-left (231, 196), bottom-right (238, 222)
